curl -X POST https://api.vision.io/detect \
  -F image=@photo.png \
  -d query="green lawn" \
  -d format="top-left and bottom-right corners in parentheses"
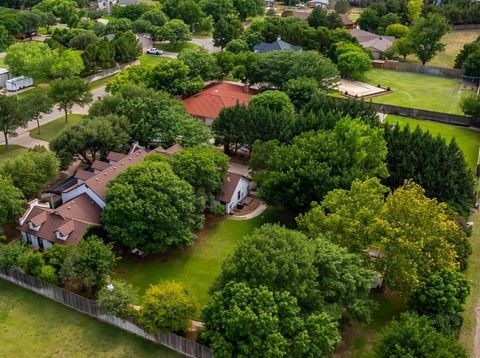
top-left (29, 114), bottom-right (85, 142)
top-left (115, 207), bottom-right (293, 310)
top-left (0, 145), bottom-right (28, 163)
top-left (386, 115), bottom-right (480, 171)
top-left (336, 292), bottom-right (406, 358)
top-left (139, 54), bottom-right (172, 66)
top-left (0, 279), bottom-right (181, 358)
top-left (361, 69), bottom-right (466, 114)
top-left (460, 211), bottom-right (480, 356)
top-left (88, 74), bottom-right (115, 90)
top-left (155, 42), bottom-right (198, 53)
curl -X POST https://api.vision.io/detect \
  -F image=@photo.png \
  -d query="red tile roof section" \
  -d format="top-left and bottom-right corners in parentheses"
top-left (183, 82), bottom-right (254, 119)
top-left (74, 169), bottom-right (96, 181)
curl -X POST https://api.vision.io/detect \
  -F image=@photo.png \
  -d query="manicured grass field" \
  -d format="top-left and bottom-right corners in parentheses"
top-left (139, 54), bottom-right (171, 66)
top-left (0, 280), bottom-right (181, 358)
top-left (29, 114), bottom-right (85, 142)
top-left (407, 29), bottom-right (480, 68)
top-left (0, 145), bottom-right (28, 163)
top-left (361, 69), bottom-right (466, 114)
top-left (88, 74), bottom-right (115, 90)
top-left (115, 208), bottom-right (293, 310)
top-left (386, 115), bottom-right (480, 171)
top-left (460, 210), bottom-right (480, 356)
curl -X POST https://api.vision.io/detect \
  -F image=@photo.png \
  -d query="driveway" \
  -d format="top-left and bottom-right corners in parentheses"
top-left (0, 86), bottom-right (107, 146)
top-left (191, 37), bottom-right (220, 53)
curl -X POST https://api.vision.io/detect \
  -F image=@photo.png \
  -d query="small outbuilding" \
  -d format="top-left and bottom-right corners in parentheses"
top-left (215, 171), bottom-right (251, 214)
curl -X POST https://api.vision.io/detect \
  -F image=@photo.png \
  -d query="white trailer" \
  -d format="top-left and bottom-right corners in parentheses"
top-left (0, 68), bottom-right (10, 88)
top-left (5, 76), bottom-right (33, 92)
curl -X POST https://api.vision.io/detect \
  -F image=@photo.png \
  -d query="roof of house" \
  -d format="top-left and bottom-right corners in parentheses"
top-left (183, 82), bottom-right (254, 119)
top-left (20, 193), bottom-right (101, 245)
top-left (350, 29), bottom-right (394, 52)
top-left (91, 160), bottom-right (112, 171)
top-left (118, 0), bottom-right (139, 4)
top-left (86, 148), bottom-right (149, 201)
top-left (340, 14), bottom-right (354, 26)
top-left (216, 171), bottom-right (250, 203)
top-left (165, 144), bottom-right (184, 155)
top-left (74, 169), bottom-right (96, 181)
top-left (253, 36), bottom-right (303, 53)
top-left (106, 152), bottom-right (126, 162)
top-left (308, 0), bottom-right (329, 4)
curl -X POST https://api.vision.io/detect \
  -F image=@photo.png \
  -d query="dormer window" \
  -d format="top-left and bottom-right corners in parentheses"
top-left (28, 222), bottom-right (40, 231)
top-left (55, 231), bottom-right (68, 241)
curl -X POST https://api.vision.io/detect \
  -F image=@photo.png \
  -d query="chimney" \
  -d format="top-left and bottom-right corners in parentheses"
top-left (243, 84), bottom-right (250, 93)
top-left (277, 35), bottom-right (281, 41)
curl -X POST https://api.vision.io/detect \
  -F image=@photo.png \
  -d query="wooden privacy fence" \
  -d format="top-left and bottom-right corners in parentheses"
top-left (329, 96), bottom-right (479, 128)
top-left (372, 60), bottom-right (464, 79)
top-left (452, 24), bottom-right (480, 30)
top-left (0, 267), bottom-right (214, 358)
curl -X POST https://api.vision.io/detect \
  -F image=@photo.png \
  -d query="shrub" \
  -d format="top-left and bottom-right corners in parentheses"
top-left (139, 282), bottom-right (197, 333)
top-left (0, 242), bottom-right (29, 269)
top-left (210, 203), bottom-right (226, 216)
top-left (38, 265), bottom-right (58, 285)
top-left (21, 251), bottom-right (44, 277)
top-left (98, 280), bottom-right (138, 320)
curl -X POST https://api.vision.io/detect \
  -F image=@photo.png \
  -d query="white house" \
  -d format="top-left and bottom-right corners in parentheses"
top-left (308, 0), bottom-right (329, 8)
top-left (92, 0), bottom-right (139, 14)
top-left (215, 171), bottom-right (251, 214)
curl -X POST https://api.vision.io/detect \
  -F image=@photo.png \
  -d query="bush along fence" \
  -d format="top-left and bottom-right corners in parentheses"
top-left (372, 60), bottom-right (464, 79)
top-left (330, 95), bottom-right (480, 128)
top-left (0, 267), bottom-right (214, 358)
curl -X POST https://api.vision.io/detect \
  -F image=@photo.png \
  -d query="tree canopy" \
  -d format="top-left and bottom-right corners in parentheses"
top-left (252, 118), bottom-right (388, 211)
top-left (102, 160), bottom-right (204, 253)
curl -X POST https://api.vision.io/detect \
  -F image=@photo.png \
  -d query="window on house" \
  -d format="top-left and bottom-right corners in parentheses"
top-left (38, 239), bottom-right (44, 250)
top-left (237, 191), bottom-right (241, 200)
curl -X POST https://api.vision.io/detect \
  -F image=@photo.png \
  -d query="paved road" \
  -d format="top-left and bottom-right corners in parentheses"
top-left (0, 86), bottom-right (107, 146)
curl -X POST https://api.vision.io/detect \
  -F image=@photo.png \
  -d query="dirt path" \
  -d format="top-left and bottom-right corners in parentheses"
top-left (475, 304), bottom-right (480, 357)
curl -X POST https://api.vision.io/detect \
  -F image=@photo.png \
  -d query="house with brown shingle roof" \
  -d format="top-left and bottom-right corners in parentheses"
top-left (19, 145), bottom-right (172, 250)
top-left (215, 171), bottom-right (251, 214)
top-left (183, 82), bottom-right (255, 125)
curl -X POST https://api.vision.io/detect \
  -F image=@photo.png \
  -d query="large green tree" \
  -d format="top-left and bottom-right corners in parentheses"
top-left (0, 175), bottom-right (25, 228)
top-left (297, 177), bottom-right (388, 253)
top-left (148, 59), bottom-right (203, 96)
top-left (212, 224), bottom-right (375, 321)
top-left (114, 31), bottom-right (142, 64)
top-left (375, 313), bottom-right (467, 358)
top-left (0, 95), bottom-right (28, 149)
top-left (383, 124), bottom-right (475, 217)
top-left (49, 76), bottom-right (92, 123)
top-left (157, 19), bottom-right (192, 45)
top-left (102, 160), bottom-right (204, 253)
top-left (50, 115), bottom-right (130, 169)
top-left (408, 14), bottom-right (450, 65)
top-left (21, 87), bottom-right (53, 135)
top-left (0, 147), bottom-right (59, 199)
top-left (170, 146), bottom-right (229, 203)
top-left (252, 118), bottom-right (388, 211)
top-left (213, 16), bottom-right (243, 50)
top-left (202, 282), bottom-right (341, 358)
top-left (177, 47), bottom-right (219, 81)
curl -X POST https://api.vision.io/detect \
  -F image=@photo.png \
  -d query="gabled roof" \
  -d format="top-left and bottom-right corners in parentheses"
top-left (86, 148), bottom-right (149, 201)
top-left (253, 37), bottom-right (303, 53)
top-left (183, 82), bottom-right (254, 119)
top-left (165, 144), bottom-right (184, 155)
top-left (350, 29), bottom-right (394, 52)
top-left (74, 169), bottom-right (96, 181)
top-left (20, 193), bottom-right (101, 245)
top-left (91, 160), bottom-right (111, 171)
top-left (106, 152), bottom-right (126, 162)
top-left (216, 171), bottom-right (251, 203)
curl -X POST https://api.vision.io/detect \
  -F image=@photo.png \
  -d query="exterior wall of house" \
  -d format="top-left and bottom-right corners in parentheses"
top-left (85, 187), bottom-right (106, 208)
top-left (21, 232), bottom-right (52, 251)
top-left (62, 185), bottom-right (87, 204)
top-left (225, 177), bottom-right (250, 214)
